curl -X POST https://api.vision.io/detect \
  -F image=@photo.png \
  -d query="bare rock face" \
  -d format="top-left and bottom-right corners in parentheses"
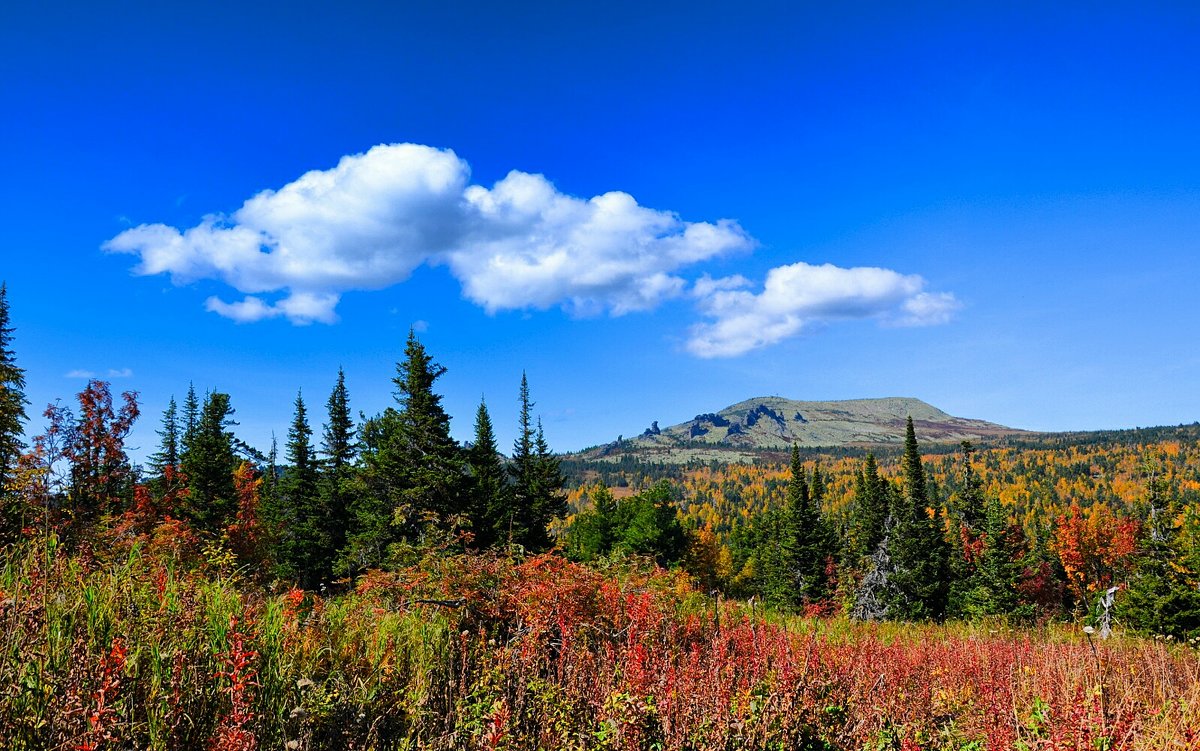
top-left (579, 396), bottom-right (1023, 463)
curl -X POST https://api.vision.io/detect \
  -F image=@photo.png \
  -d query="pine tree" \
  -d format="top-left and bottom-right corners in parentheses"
top-left (509, 373), bottom-right (537, 547)
top-left (784, 445), bottom-right (831, 606)
top-left (509, 375), bottom-right (567, 552)
top-left (0, 283), bottom-right (28, 509)
top-left (346, 332), bottom-right (463, 571)
top-left (1122, 477), bottom-right (1200, 638)
top-left (320, 369), bottom-right (355, 563)
top-left (465, 398), bottom-right (509, 549)
top-left (948, 442), bottom-right (986, 618)
top-left (390, 332), bottom-right (464, 522)
top-left (964, 494), bottom-right (1021, 617)
top-left (274, 391), bottom-right (325, 586)
top-left (181, 392), bottom-right (239, 533)
top-left (148, 397), bottom-right (180, 477)
top-left (181, 383), bottom-right (200, 457)
top-left (527, 418), bottom-right (567, 551)
top-left (848, 453), bottom-right (888, 562)
top-left (887, 417), bottom-right (950, 620)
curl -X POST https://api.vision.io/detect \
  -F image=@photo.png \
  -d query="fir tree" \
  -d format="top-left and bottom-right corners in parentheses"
top-left (964, 494), bottom-right (1021, 617)
top-left (784, 445), bottom-right (831, 605)
top-left (181, 383), bottom-right (199, 457)
top-left (347, 332), bottom-right (463, 570)
top-left (509, 375), bottom-right (567, 552)
top-left (1122, 477), bottom-right (1200, 638)
top-left (181, 392), bottom-right (239, 533)
top-left (887, 417), bottom-right (950, 621)
top-left (848, 453), bottom-right (888, 562)
top-left (0, 283), bottom-right (28, 508)
top-left (148, 397), bottom-right (180, 477)
top-left (274, 391), bottom-right (325, 586)
top-left (509, 372), bottom-right (537, 547)
top-left (320, 369), bottom-right (355, 563)
top-left (465, 397), bottom-right (509, 549)
top-left (527, 418), bottom-right (567, 551)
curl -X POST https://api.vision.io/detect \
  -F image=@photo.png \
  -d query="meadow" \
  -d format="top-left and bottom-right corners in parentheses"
top-left (1, 537), bottom-right (1195, 751)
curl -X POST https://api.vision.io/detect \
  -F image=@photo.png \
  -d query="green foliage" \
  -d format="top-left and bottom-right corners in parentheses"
top-left (564, 484), bottom-right (618, 562)
top-left (181, 391), bottom-right (239, 533)
top-left (270, 391), bottom-right (328, 586)
top-left (509, 375), bottom-right (567, 552)
top-left (846, 453), bottom-right (887, 564)
top-left (464, 398), bottom-right (510, 549)
top-left (0, 283), bottom-right (28, 510)
top-left (886, 417), bottom-right (950, 621)
top-left (1120, 478), bottom-right (1200, 638)
top-left (147, 396), bottom-right (180, 479)
top-left (565, 481), bottom-right (686, 567)
top-left (345, 332), bottom-right (464, 572)
top-left (318, 369), bottom-right (355, 572)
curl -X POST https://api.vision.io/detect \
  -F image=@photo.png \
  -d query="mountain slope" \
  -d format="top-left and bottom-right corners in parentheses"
top-left (581, 396), bottom-right (1024, 462)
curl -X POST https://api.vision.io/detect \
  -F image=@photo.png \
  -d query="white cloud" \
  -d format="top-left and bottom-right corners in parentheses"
top-left (105, 143), bottom-right (752, 324)
top-left (66, 368), bottom-right (134, 379)
top-left (687, 262), bottom-right (960, 358)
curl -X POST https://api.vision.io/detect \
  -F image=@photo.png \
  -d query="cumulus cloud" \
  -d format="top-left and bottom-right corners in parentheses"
top-left (687, 262), bottom-right (960, 358)
top-left (105, 143), bottom-right (752, 323)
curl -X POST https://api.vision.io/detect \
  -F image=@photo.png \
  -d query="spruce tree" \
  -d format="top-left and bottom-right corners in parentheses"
top-left (148, 397), bottom-right (180, 477)
top-left (348, 332), bottom-right (463, 570)
top-left (965, 494), bottom-right (1021, 617)
top-left (320, 369), bottom-right (355, 564)
top-left (1122, 477), bottom-right (1200, 638)
top-left (275, 391), bottom-right (325, 586)
top-left (508, 375), bottom-right (566, 552)
top-left (181, 392), bottom-right (239, 533)
top-left (390, 332), bottom-right (464, 522)
top-left (0, 283), bottom-right (28, 505)
top-left (465, 398), bottom-right (509, 549)
top-left (785, 445), bottom-right (831, 605)
top-left (181, 383), bottom-right (200, 457)
top-left (887, 417), bottom-right (950, 620)
top-left (509, 373), bottom-right (537, 547)
top-left (528, 418), bottom-right (567, 550)
top-left (848, 453), bottom-right (888, 562)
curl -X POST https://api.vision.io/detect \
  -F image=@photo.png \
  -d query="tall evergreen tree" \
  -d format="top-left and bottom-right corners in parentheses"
top-left (182, 392), bottom-right (239, 533)
top-left (180, 383), bottom-right (200, 457)
top-left (148, 397), bottom-right (180, 477)
top-left (0, 283), bottom-right (28, 507)
top-left (508, 375), bottom-right (566, 551)
top-left (465, 398), bottom-right (509, 549)
top-left (848, 453), bottom-right (888, 562)
top-left (346, 332), bottom-right (463, 571)
top-left (784, 446), bottom-right (831, 605)
top-left (509, 372), bottom-right (537, 547)
top-left (274, 391), bottom-right (325, 586)
top-left (527, 418), bottom-right (567, 551)
top-left (1122, 476), bottom-right (1200, 638)
top-left (964, 494), bottom-right (1021, 617)
top-left (320, 369), bottom-right (355, 567)
top-left (887, 417), bottom-right (951, 620)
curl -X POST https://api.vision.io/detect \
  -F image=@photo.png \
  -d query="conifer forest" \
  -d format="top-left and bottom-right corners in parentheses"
top-left (1, 283), bottom-right (1199, 750)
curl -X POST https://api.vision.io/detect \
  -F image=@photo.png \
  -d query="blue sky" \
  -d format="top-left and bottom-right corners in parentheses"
top-left (3, 1), bottom-right (1200, 460)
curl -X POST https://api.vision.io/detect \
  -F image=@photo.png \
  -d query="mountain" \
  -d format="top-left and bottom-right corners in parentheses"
top-left (580, 396), bottom-right (1025, 463)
